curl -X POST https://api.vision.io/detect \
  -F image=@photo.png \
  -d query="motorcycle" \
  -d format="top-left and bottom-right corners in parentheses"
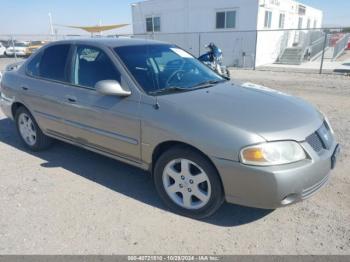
top-left (198, 43), bottom-right (230, 79)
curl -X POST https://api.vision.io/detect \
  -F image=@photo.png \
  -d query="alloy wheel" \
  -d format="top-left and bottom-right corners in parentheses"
top-left (162, 159), bottom-right (212, 210)
top-left (18, 113), bottom-right (37, 146)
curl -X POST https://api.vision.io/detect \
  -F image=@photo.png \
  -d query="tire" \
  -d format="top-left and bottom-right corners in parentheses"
top-left (226, 69), bottom-right (231, 79)
top-left (154, 146), bottom-right (224, 219)
top-left (15, 107), bottom-right (53, 151)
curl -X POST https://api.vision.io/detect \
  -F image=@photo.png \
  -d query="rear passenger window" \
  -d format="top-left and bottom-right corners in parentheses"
top-left (27, 51), bottom-right (42, 77)
top-left (73, 46), bottom-right (121, 88)
top-left (39, 44), bottom-right (71, 82)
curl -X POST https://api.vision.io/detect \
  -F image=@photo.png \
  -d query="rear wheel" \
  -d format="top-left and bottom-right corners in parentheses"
top-left (154, 146), bottom-right (224, 219)
top-left (15, 107), bottom-right (53, 151)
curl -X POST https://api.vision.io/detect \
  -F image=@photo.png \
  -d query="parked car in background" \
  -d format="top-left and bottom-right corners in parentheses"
top-left (25, 41), bottom-right (48, 57)
top-left (0, 40), bottom-right (10, 48)
top-left (0, 39), bottom-right (340, 218)
top-left (5, 42), bottom-right (28, 57)
top-left (0, 42), bottom-right (6, 57)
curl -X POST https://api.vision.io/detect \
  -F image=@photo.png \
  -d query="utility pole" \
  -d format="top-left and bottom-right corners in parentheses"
top-left (99, 19), bottom-right (102, 37)
top-left (48, 12), bottom-right (54, 40)
top-left (319, 31), bottom-right (328, 74)
top-left (11, 35), bottom-right (17, 62)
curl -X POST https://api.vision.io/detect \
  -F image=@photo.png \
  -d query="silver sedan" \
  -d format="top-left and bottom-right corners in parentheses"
top-left (0, 39), bottom-right (340, 218)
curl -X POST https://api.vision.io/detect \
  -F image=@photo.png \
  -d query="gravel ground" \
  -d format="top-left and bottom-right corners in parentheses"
top-left (0, 59), bottom-right (349, 255)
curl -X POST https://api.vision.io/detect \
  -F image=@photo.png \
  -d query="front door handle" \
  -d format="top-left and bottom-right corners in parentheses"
top-left (66, 95), bottom-right (77, 103)
top-left (21, 86), bottom-right (29, 91)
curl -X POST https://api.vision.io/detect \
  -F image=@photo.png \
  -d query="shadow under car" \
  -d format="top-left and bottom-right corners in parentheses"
top-left (0, 117), bottom-right (273, 226)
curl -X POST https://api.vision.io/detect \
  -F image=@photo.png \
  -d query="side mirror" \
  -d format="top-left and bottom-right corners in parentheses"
top-left (95, 80), bottom-right (131, 97)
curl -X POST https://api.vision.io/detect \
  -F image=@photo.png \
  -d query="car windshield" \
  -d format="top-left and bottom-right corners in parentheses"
top-left (114, 44), bottom-right (225, 95)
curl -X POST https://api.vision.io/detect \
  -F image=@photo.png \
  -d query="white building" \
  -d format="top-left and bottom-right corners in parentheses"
top-left (131, 0), bottom-right (323, 67)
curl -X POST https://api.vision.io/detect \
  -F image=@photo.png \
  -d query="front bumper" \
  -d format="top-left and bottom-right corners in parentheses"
top-left (214, 140), bottom-right (339, 209)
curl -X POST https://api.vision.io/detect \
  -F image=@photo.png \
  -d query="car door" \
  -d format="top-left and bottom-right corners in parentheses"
top-left (62, 44), bottom-right (142, 163)
top-left (21, 44), bottom-right (73, 137)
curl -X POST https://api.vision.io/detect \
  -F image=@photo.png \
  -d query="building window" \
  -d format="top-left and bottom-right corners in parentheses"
top-left (298, 17), bottom-right (303, 29)
top-left (146, 16), bottom-right (161, 32)
top-left (153, 17), bottom-right (161, 31)
top-left (307, 19), bottom-right (311, 29)
top-left (279, 13), bottom-right (285, 29)
top-left (313, 20), bottom-right (317, 28)
top-left (264, 11), bottom-right (272, 28)
top-left (216, 10), bottom-right (237, 29)
top-left (298, 5), bottom-right (306, 15)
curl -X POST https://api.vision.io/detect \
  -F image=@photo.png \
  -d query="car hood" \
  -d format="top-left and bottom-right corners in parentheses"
top-left (160, 81), bottom-right (323, 141)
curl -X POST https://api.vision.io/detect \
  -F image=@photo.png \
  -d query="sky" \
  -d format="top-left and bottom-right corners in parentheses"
top-left (302, 0), bottom-right (350, 27)
top-left (0, 0), bottom-right (349, 36)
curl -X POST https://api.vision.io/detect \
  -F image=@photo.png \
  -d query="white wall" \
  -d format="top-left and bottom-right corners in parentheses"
top-left (256, 0), bottom-right (323, 30)
top-left (255, 0), bottom-right (323, 66)
top-left (132, 0), bottom-right (259, 34)
top-left (131, 0), bottom-right (323, 67)
top-left (133, 30), bottom-right (257, 67)
top-left (132, 0), bottom-right (258, 67)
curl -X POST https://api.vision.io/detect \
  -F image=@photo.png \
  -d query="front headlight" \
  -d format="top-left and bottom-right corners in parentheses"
top-left (240, 141), bottom-right (307, 166)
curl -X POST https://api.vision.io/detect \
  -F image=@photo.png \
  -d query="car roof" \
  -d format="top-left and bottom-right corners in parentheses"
top-left (48, 38), bottom-right (170, 48)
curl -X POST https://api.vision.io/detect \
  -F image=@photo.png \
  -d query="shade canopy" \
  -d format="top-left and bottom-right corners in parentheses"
top-left (61, 24), bottom-right (129, 33)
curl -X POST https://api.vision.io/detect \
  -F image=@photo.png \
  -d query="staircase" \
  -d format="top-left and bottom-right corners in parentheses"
top-left (275, 31), bottom-right (326, 65)
top-left (277, 47), bottom-right (304, 65)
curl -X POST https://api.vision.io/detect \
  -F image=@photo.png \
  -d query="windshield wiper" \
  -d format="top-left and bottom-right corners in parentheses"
top-left (148, 79), bottom-right (228, 95)
top-left (190, 79), bottom-right (228, 89)
top-left (149, 86), bottom-right (190, 95)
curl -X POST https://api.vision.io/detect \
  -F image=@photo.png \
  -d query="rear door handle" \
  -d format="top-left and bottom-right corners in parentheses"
top-left (21, 86), bottom-right (29, 91)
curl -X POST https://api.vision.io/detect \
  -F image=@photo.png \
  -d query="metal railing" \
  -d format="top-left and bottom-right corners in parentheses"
top-left (1, 27), bottom-right (349, 75)
top-left (332, 33), bottom-right (350, 60)
top-left (309, 37), bottom-right (326, 59)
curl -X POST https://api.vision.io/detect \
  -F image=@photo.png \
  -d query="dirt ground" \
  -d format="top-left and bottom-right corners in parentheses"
top-left (0, 59), bottom-right (349, 254)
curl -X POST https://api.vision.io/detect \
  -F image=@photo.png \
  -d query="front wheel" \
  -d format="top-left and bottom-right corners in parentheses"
top-left (154, 146), bottom-right (224, 219)
top-left (225, 68), bottom-right (231, 79)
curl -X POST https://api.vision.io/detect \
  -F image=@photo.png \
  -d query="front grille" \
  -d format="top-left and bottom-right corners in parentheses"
top-left (306, 132), bottom-right (324, 153)
top-left (306, 121), bottom-right (333, 154)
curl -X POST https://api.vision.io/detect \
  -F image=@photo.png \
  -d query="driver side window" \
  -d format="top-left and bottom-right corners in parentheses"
top-left (73, 46), bottom-right (121, 89)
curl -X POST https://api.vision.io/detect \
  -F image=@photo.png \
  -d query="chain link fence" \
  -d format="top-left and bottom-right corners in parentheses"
top-left (1, 28), bottom-right (349, 74)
